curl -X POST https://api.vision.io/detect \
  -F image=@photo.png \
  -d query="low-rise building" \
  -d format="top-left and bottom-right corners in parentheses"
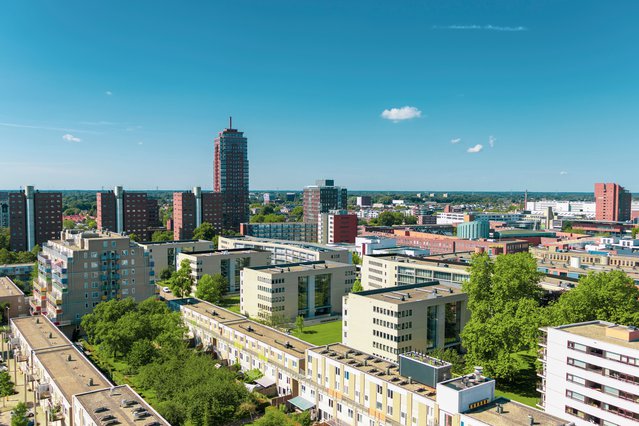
top-left (457, 220), bottom-right (490, 240)
top-left (136, 239), bottom-right (214, 275)
top-left (34, 230), bottom-right (156, 326)
top-left (240, 222), bottom-right (318, 242)
top-left (355, 236), bottom-right (397, 256)
top-left (176, 248), bottom-right (270, 291)
top-left (318, 210), bottom-right (358, 244)
top-left (241, 261), bottom-right (357, 322)
top-left (218, 236), bottom-right (351, 265)
top-left (539, 321), bottom-right (639, 426)
top-left (343, 282), bottom-right (468, 361)
top-left (0, 262), bottom-right (35, 283)
top-left (9, 316), bottom-right (169, 425)
top-left (0, 277), bottom-right (28, 319)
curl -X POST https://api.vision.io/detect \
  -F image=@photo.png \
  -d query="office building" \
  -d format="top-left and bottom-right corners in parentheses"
top-left (96, 186), bottom-right (153, 239)
top-left (457, 220), bottom-right (490, 240)
top-left (1, 186), bottom-right (62, 251)
top-left (176, 248), bottom-right (270, 290)
top-left (318, 210), bottom-right (358, 244)
top-left (343, 281), bottom-right (468, 361)
top-left (218, 235), bottom-right (351, 264)
top-left (214, 119), bottom-right (249, 231)
top-left (33, 230), bottom-right (156, 326)
top-left (303, 179), bottom-right (347, 223)
top-left (0, 277), bottom-right (28, 318)
top-left (355, 236), bottom-right (397, 256)
top-left (595, 183), bottom-right (632, 222)
top-left (135, 239), bottom-right (214, 275)
top-left (10, 316), bottom-right (169, 425)
top-left (172, 186), bottom-right (223, 240)
top-left (356, 196), bottom-right (372, 207)
top-left (240, 222), bottom-right (318, 242)
top-left (539, 321), bottom-right (639, 425)
top-left (240, 260), bottom-right (357, 321)
top-left (361, 254), bottom-right (471, 290)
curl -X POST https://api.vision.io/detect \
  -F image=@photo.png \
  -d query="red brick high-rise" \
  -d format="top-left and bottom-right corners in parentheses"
top-left (303, 179), bottom-right (347, 223)
top-left (214, 118), bottom-right (249, 231)
top-left (173, 187), bottom-right (223, 240)
top-left (595, 183), bottom-right (632, 222)
top-left (96, 186), bottom-right (156, 239)
top-left (2, 186), bottom-right (62, 251)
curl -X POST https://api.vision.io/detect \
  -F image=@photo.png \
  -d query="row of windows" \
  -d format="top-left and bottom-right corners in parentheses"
top-left (257, 285), bottom-right (285, 293)
top-left (568, 340), bottom-right (638, 366)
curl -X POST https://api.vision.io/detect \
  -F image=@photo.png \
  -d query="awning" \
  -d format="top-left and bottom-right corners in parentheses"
top-left (254, 376), bottom-right (276, 388)
top-left (288, 396), bottom-right (315, 411)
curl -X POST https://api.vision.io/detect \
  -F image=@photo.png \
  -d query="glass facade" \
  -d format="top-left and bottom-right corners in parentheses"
top-left (427, 306), bottom-right (438, 349)
top-left (444, 301), bottom-right (462, 345)
top-left (298, 276), bottom-right (309, 316)
top-left (314, 274), bottom-right (331, 316)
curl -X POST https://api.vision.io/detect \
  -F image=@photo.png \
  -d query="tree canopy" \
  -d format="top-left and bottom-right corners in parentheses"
top-left (193, 222), bottom-right (217, 241)
top-left (194, 274), bottom-right (228, 304)
top-left (166, 259), bottom-right (194, 298)
top-left (461, 252), bottom-right (543, 381)
top-left (152, 230), bottom-right (174, 242)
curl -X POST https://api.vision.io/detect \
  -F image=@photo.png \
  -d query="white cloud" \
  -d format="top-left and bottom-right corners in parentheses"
top-left (434, 25), bottom-right (527, 32)
top-left (489, 135), bottom-right (496, 148)
top-left (560, 171), bottom-right (568, 175)
top-left (62, 133), bottom-right (81, 143)
top-left (467, 144), bottom-right (483, 153)
top-left (105, 91), bottom-right (113, 96)
top-left (450, 138), bottom-right (461, 144)
top-left (381, 106), bottom-right (422, 122)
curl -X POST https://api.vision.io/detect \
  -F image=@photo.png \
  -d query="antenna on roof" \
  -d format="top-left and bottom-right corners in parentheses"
top-left (229, 116), bottom-right (233, 129)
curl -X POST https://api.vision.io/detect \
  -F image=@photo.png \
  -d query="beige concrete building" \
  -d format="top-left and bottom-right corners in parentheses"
top-left (176, 248), bottom-right (270, 291)
top-left (0, 277), bottom-right (28, 319)
top-left (240, 260), bottom-right (357, 322)
top-left (34, 230), bottom-right (156, 326)
top-left (343, 281), bottom-right (469, 362)
top-left (9, 316), bottom-right (169, 425)
top-left (218, 235), bottom-right (351, 265)
top-left (361, 254), bottom-right (471, 290)
top-left (136, 239), bottom-right (214, 276)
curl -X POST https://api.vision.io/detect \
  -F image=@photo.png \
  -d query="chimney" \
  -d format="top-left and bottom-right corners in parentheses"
top-left (408, 376), bottom-right (412, 384)
top-left (528, 415), bottom-right (534, 426)
top-left (88, 378), bottom-right (94, 386)
top-left (496, 404), bottom-right (503, 414)
top-left (67, 354), bottom-right (72, 361)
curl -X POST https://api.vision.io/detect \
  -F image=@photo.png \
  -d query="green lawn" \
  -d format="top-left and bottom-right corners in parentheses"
top-left (291, 320), bottom-right (342, 346)
top-left (495, 349), bottom-right (540, 408)
top-left (220, 295), bottom-right (242, 314)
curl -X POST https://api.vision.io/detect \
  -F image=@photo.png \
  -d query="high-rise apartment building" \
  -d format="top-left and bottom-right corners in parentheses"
top-left (303, 179), bottom-right (347, 223)
top-left (539, 321), bottom-right (639, 425)
top-left (1, 186), bottom-right (62, 251)
top-left (172, 186), bottom-right (223, 240)
top-left (317, 209), bottom-right (358, 244)
top-left (595, 183), bottom-right (632, 222)
top-left (214, 119), bottom-right (249, 231)
top-left (96, 186), bottom-right (156, 239)
top-left (33, 230), bottom-right (156, 326)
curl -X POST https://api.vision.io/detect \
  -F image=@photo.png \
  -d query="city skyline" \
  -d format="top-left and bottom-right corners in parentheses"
top-left (1, 1), bottom-right (638, 191)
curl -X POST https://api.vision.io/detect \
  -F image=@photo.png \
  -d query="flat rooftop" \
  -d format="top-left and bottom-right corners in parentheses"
top-left (464, 398), bottom-right (566, 426)
top-left (75, 385), bottom-right (169, 425)
top-left (0, 277), bottom-right (24, 298)
top-left (357, 281), bottom-right (464, 305)
top-left (554, 321), bottom-right (639, 351)
top-left (11, 316), bottom-right (70, 351)
top-left (309, 343), bottom-right (437, 399)
top-left (178, 299), bottom-right (246, 324)
top-left (248, 261), bottom-right (352, 274)
top-left (369, 253), bottom-right (471, 268)
top-left (228, 320), bottom-right (312, 358)
top-left (183, 248), bottom-right (263, 256)
top-left (223, 236), bottom-right (347, 253)
top-left (37, 346), bottom-right (110, 403)
top-left (137, 239), bottom-right (208, 246)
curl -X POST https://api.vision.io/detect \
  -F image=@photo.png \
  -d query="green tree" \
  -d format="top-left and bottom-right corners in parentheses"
top-left (295, 315), bottom-right (305, 333)
top-left (86, 219), bottom-right (97, 229)
top-left (127, 339), bottom-right (158, 372)
top-left (11, 402), bottom-right (28, 426)
top-left (0, 371), bottom-right (14, 406)
top-left (195, 274), bottom-right (228, 304)
top-left (351, 278), bottom-right (363, 293)
top-left (152, 230), bottom-right (174, 242)
top-left (0, 228), bottom-right (10, 250)
top-left (351, 251), bottom-right (362, 265)
top-left (545, 270), bottom-right (639, 326)
top-left (129, 233), bottom-right (140, 242)
top-left (193, 222), bottom-right (217, 241)
top-left (253, 407), bottom-right (296, 426)
top-left (63, 219), bottom-right (75, 229)
top-left (428, 347), bottom-right (468, 376)
top-left (159, 267), bottom-right (174, 281)
top-left (461, 252), bottom-right (543, 381)
top-left (290, 206), bottom-right (304, 222)
top-left (168, 259), bottom-right (194, 298)
top-left (632, 227), bottom-right (639, 239)
top-left (404, 215), bottom-right (418, 225)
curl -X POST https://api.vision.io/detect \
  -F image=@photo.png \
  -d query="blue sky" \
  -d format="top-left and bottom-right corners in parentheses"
top-left (1, 1), bottom-right (637, 192)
